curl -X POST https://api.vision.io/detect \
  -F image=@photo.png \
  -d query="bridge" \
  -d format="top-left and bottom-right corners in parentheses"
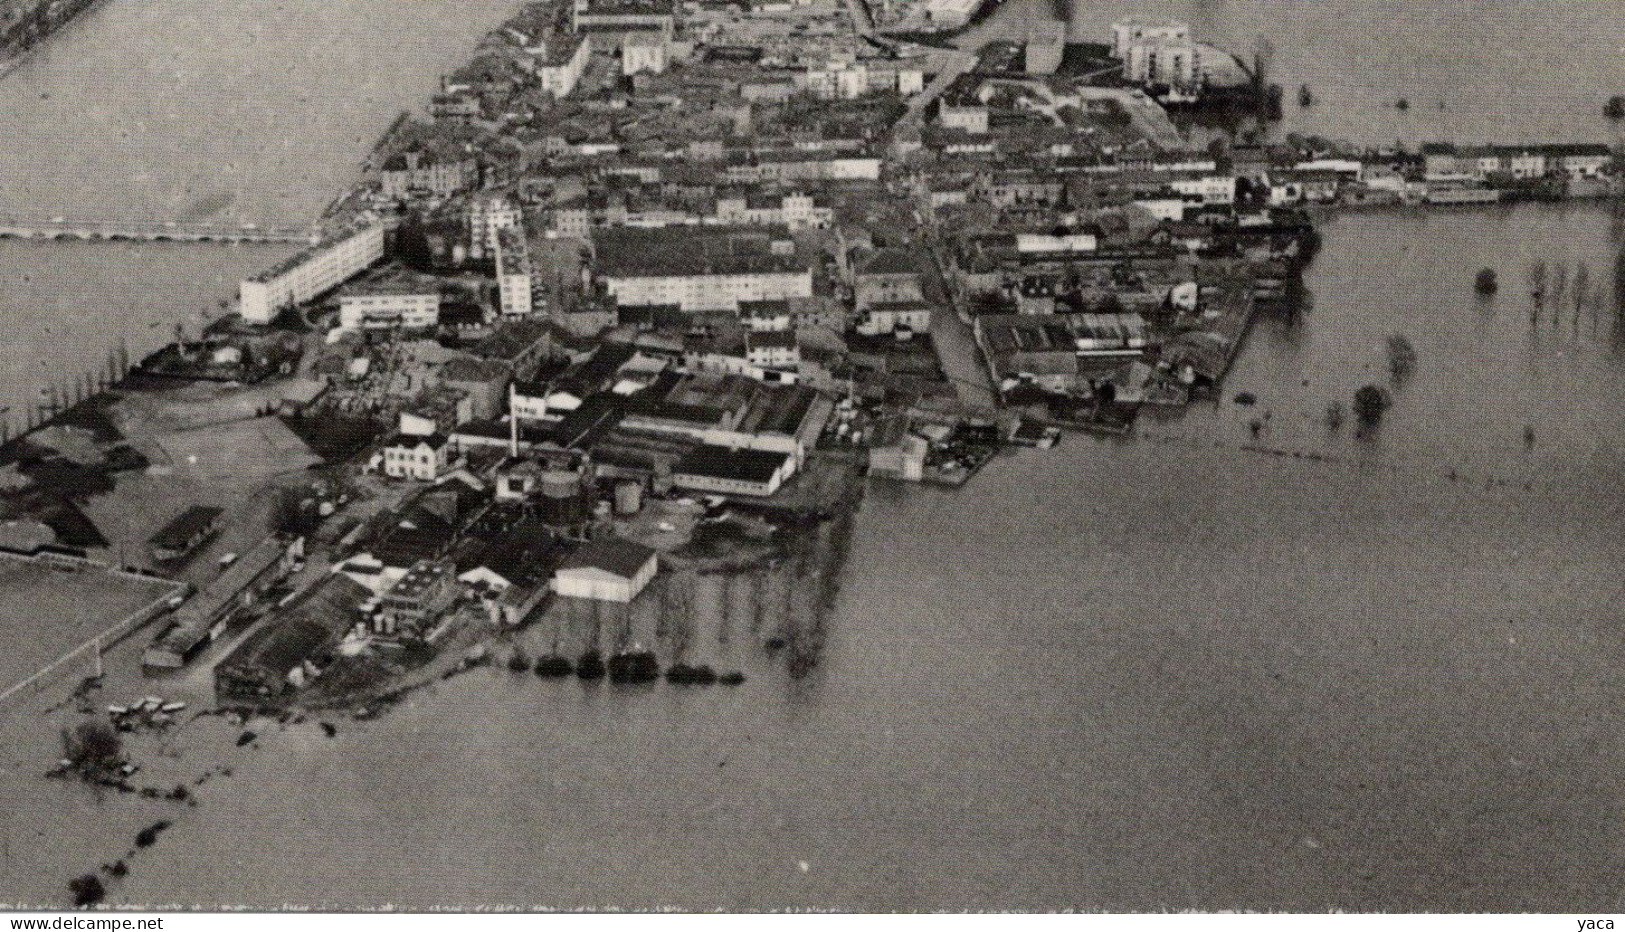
top-left (0, 215), bottom-right (319, 245)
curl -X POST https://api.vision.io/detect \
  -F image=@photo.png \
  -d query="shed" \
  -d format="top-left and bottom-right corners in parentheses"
top-left (551, 537), bottom-right (657, 603)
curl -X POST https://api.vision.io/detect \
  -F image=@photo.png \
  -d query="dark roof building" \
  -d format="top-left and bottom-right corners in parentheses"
top-left (148, 505), bottom-right (224, 560)
top-left (672, 444), bottom-right (792, 496)
top-left (558, 536), bottom-right (657, 580)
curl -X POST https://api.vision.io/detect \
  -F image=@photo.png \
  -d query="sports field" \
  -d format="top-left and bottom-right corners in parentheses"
top-left (0, 556), bottom-right (177, 698)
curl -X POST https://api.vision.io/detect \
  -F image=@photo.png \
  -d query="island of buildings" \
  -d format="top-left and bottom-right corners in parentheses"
top-left (2, 0), bottom-right (1620, 717)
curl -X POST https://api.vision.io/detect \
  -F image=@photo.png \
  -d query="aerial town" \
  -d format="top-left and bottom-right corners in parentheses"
top-left (1, 0), bottom-right (1623, 910)
top-left (3, 0), bottom-right (1619, 712)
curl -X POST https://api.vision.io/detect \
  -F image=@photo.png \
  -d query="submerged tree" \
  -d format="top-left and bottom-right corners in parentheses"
top-left (1324, 401), bottom-right (1345, 431)
top-left (63, 722), bottom-right (121, 774)
top-left (1353, 384), bottom-right (1391, 427)
top-left (1386, 334), bottom-right (1418, 379)
top-left (69, 874), bottom-right (105, 908)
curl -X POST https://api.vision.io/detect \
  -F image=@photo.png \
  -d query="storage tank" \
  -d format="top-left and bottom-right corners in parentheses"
top-left (614, 481), bottom-right (643, 516)
top-left (540, 469), bottom-right (579, 500)
top-left (540, 469), bottom-right (586, 527)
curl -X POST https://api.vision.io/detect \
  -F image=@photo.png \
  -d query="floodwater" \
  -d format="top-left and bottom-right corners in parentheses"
top-left (0, 0), bottom-right (518, 431)
top-left (4, 0), bottom-right (1625, 913)
top-left (973, 0), bottom-right (1625, 148)
top-left (21, 201), bottom-right (1605, 913)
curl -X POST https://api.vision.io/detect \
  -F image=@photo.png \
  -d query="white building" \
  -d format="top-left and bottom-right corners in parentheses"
top-left (495, 227), bottom-right (538, 319)
top-left (796, 63), bottom-right (871, 101)
top-left (1123, 37), bottom-right (1202, 86)
top-left (240, 224), bottom-right (385, 325)
top-left (594, 228), bottom-right (813, 312)
top-left (536, 34), bottom-right (590, 98)
top-left (856, 300), bottom-right (932, 337)
top-left (509, 380), bottom-right (553, 422)
top-left (380, 150), bottom-right (476, 200)
top-left (622, 34), bottom-right (669, 75)
top-left (551, 537), bottom-right (658, 603)
top-left (338, 283), bottom-right (441, 332)
top-left (745, 330), bottom-right (800, 369)
top-left (1422, 143), bottom-right (1613, 182)
top-left (1111, 17), bottom-right (1190, 59)
top-left (604, 267), bottom-right (813, 313)
top-left (1168, 174), bottom-right (1237, 205)
top-left (722, 155), bottom-right (882, 184)
top-left (714, 192), bottom-right (832, 230)
top-left (671, 445), bottom-right (793, 497)
top-left (381, 432), bottom-right (452, 481)
top-left (939, 101), bottom-right (989, 134)
top-left (1015, 232), bottom-right (1100, 255)
top-left (469, 195), bottom-right (523, 259)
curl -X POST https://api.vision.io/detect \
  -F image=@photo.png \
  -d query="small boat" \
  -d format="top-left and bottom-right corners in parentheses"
top-left (106, 705), bottom-right (129, 716)
top-left (1298, 84), bottom-right (1313, 107)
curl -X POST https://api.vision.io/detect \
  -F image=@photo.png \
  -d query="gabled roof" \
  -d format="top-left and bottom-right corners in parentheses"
top-left (859, 248), bottom-right (922, 278)
top-left (385, 431), bottom-right (450, 451)
top-left (149, 506), bottom-right (224, 549)
top-left (674, 445), bottom-right (790, 484)
top-left (457, 519), bottom-right (562, 589)
top-left (557, 536), bottom-right (656, 580)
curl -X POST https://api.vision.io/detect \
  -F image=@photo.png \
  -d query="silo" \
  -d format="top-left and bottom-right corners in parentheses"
top-left (540, 469), bottom-right (585, 527)
top-left (614, 480), bottom-right (643, 516)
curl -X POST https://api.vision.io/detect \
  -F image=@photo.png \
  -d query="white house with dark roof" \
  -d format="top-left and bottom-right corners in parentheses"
top-left (381, 432), bottom-right (453, 482)
top-left (672, 444), bottom-right (792, 497)
top-left (551, 536), bottom-right (658, 603)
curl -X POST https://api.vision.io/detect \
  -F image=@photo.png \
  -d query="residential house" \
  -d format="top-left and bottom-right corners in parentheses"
top-left (381, 432), bottom-right (453, 481)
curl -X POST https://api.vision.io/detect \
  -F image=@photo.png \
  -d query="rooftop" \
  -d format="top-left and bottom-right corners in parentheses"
top-left (384, 431), bottom-right (450, 451)
top-left (593, 226), bottom-right (807, 278)
top-left (149, 505), bottom-right (224, 550)
top-left (675, 444), bottom-right (791, 484)
top-left (558, 536), bottom-right (657, 579)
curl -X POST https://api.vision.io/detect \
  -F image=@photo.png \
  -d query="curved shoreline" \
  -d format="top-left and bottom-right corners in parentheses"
top-left (0, 0), bottom-right (109, 81)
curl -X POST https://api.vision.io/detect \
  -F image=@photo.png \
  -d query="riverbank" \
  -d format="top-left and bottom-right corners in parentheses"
top-left (14, 400), bottom-right (1625, 909)
top-left (8, 0), bottom-right (1625, 913)
top-left (0, 0), bottom-right (105, 80)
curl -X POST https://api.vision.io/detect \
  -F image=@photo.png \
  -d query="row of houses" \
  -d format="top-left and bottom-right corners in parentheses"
top-left (1420, 143), bottom-right (1613, 183)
